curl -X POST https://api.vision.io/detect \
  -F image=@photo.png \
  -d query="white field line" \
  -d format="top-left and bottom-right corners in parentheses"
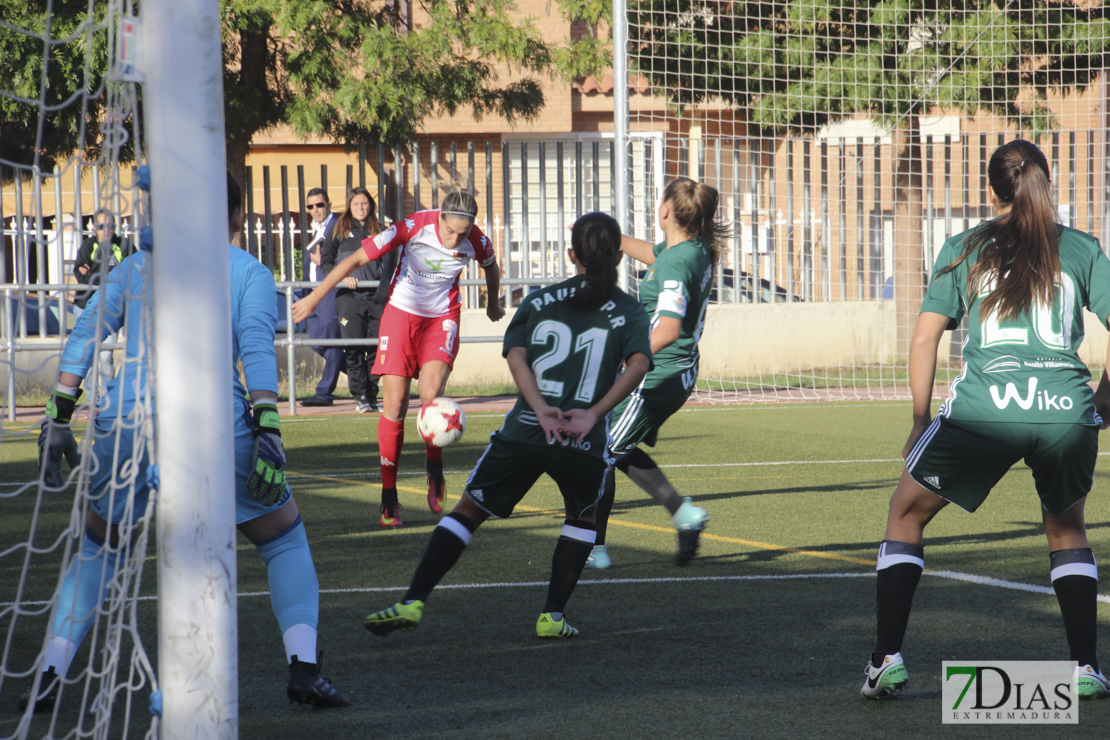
top-left (5, 570), bottom-right (1109, 608)
top-left (9, 450), bottom-right (1110, 488)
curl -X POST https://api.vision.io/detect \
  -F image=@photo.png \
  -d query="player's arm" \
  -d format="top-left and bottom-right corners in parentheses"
top-left (506, 346), bottom-right (568, 444)
top-left (291, 248), bottom-right (371, 323)
top-left (903, 311), bottom-right (950, 458)
top-left (561, 352), bottom-right (651, 439)
top-left (483, 258), bottom-right (505, 322)
top-left (620, 235), bottom-right (656, 266)
top-left (238, 265), bottom-right (288, 505)
top-left (651, 316), bottom-right (681, 354)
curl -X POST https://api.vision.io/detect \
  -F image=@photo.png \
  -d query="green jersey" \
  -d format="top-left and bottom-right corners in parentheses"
top-left (922, 224), bottom-right (1110, 426)
top-left (499, 275), bottom-right (652, 458)
top-left (639, 239), bottom-right (714, 382)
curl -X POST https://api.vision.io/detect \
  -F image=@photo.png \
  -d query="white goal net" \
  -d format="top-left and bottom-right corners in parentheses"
top-left (1, 2), bottom-right (158, 738)
top-left (617, 0), bottom-right (1110, 402)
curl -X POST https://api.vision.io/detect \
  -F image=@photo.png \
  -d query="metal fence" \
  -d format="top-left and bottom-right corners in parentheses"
top-left (5, 128), bottom-right (1110, 412)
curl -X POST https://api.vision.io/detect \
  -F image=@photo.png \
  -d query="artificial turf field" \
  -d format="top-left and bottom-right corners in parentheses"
top-left (3, 400), bottom-right (1110, 738)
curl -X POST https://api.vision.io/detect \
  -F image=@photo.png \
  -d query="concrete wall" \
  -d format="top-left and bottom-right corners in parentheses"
top-left (7, 302), bottom-right (1110, 397)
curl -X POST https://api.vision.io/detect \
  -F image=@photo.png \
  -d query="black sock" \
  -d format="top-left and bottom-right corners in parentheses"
top-left (873, 540), bottom-right (924, 664)
top-left (1050, 548), bottom-right (1099, 671)
top-left (426, 457), bottom-right (443, 482)
top-left (404, 513), bottom-right (476, 602)
top-left (543, 520), bottom-right (596, 614)
top-left (594, 468), bottom-right (616, 546)
top-left (619, 448), bottom-right (683, 515)
top-left (381, 487), bottom-right (398, 508)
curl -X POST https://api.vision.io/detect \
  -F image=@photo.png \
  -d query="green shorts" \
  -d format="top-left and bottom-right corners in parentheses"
top-left (905, 416), bottom-right (1098, 516)
top-left (464, 434), bottom-right (609, 519)
top-left (609, 372), bottom-right (693, 455)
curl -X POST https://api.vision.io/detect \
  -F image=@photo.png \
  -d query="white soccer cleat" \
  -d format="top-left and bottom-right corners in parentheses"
top-left (1076, 664), bottom-right (1110, 699)
top-left (861, 652), bottom-right (909, 699)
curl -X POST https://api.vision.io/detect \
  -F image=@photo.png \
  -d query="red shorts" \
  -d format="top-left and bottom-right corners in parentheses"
top-left (374, 303), bottom-right (461, 378)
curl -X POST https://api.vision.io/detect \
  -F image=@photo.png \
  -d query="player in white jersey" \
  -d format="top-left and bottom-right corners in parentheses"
top-left (293, 188), bottom-right (504, 526)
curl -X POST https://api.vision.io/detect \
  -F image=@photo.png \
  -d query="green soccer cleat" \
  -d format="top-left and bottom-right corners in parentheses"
top-left (584, 544), bottom-right (610, 569)
top-left (364, 600), bottom-right (424, 636)
top-left (861, 652), bottom-right (909, 699)
top-left (1076, 664), bottom-right (1110, 699)
top-left (536, 613), bottom-right (578, 639)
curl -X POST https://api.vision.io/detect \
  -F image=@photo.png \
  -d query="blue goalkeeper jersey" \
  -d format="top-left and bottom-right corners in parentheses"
top-left (59, 250), bottom-right (151, 420)
top-left (58, 245), bottom-right (278, 421)
top-left (229, 243), bottom-right (280, 415)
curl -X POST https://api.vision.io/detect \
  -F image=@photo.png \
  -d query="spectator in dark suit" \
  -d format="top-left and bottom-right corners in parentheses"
top-left (300, 188), bottom-right (347, 406)
top-left (73, 209), bottom-right (134, 309)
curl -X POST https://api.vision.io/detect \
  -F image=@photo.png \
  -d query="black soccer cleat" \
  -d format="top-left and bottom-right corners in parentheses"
top-left (673, 497), bottom-right (708, 567)
top-left (675, 528), bottom-right (704, 567)
top-left (286, 654), bottom-right (351, 708)
top-left (18, 668), bottom-right (59, 714)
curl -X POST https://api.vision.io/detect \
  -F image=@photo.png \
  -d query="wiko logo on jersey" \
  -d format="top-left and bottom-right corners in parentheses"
top-left (983, 355), bottom-right (1021, 374)
top-left (989, 377), bottom-right (1074, 411)
top-left (942, 661), bottom-right (1076, 724)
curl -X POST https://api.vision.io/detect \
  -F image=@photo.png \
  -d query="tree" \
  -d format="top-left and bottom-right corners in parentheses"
top-left (3, 1), bottom-right (609, 188)
top-left (222, 0), bottom-right (608, 189)
top-left (625, 0), bottom-right (1110, 353)
top-left (0, 3), bottom-right (116, 179)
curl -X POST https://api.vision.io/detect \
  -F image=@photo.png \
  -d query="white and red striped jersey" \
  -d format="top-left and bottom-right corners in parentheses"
top-left (361, 209), bottom-right (495, 318)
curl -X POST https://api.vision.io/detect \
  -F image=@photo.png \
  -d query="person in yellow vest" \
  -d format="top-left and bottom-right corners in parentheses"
top-left (74, 209), bottom-right (134, 309)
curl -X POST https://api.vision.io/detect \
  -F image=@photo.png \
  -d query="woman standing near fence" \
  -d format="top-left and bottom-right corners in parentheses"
top-left (587, 177), bottom-right (720, 570)
top-left (293, 187), bottom-right (504, 527)
top-left (320, 188), bottom-right (393, 413)
top-left (861, 139), bottom-right (1110, 700)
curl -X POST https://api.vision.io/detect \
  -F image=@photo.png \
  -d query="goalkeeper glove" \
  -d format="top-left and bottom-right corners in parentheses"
top-left (38, 386), bottom-right (83, 487)
top-left (246, 401), bottom-right (288, 506)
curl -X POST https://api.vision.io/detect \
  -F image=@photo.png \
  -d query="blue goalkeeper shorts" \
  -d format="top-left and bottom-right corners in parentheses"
top-left (88, 407), bottom-right (291, 526)
top-left (87, 418), bottom-right (153, 525)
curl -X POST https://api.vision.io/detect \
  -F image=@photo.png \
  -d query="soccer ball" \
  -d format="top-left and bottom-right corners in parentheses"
top-left (418, 397), bottom-right (466, 448)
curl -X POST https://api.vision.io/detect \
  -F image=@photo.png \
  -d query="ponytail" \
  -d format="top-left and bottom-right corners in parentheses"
top-left (661, 178), bottom-right (726, 266)
top-left (940, 139), bottom-right (1059, 320)
top-left (571, 212), bottom-right (621, 310)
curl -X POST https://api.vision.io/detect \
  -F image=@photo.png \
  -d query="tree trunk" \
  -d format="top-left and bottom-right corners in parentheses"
top-left (892, 114), bottom-right (925, 363)
top-left (226, 25), bottom-right (271, 247)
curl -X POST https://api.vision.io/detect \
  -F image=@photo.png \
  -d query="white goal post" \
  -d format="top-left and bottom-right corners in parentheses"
top-left (143, 0), bottom-right (239, 735)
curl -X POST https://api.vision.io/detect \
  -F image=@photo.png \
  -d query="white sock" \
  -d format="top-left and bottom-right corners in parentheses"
top-left (282, 624), bottom-right (318, 665)
top-left (43, 635), bottom-right (78, 677)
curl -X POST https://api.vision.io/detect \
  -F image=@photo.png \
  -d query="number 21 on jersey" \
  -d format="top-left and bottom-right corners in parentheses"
top-left (531, 320), bottom-right (609, 403)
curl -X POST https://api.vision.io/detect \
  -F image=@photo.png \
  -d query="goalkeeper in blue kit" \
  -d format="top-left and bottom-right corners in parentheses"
top-left (22, 172), bottom-right (349, 713)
